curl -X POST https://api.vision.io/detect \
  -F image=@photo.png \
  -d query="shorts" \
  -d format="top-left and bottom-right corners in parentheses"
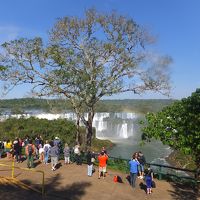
top-left (145, 176), bottom-right (152, 188)
top-left (99, 166), bottom-right (106, 173)
top-left (139, 164), bottom-right (144, 172)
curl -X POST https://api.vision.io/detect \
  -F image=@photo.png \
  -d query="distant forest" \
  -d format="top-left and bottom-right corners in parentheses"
top-left (0, 98), bottom-right (176, 114)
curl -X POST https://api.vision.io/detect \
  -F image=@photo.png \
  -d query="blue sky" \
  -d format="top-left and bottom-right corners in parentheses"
top-left (0, 0), bottom-right (200, 100)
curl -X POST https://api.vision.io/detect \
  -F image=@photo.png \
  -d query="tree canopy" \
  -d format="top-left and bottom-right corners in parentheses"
top-left (0, 9), bottom-right (172, 147)
top-left (141, 89), bottom-right (200, 170)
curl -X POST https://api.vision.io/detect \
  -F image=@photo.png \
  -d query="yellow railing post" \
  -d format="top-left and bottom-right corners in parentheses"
top-left (0, 162), bottom-right (45, 195)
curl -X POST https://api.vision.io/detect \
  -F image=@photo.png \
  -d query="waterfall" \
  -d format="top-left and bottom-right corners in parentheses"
top-left (0, 111), bottom-right (139, 139)
top-left (120, 123), bottom-right (128, 138)
top-left (93, 112), bottom-right (138, 139)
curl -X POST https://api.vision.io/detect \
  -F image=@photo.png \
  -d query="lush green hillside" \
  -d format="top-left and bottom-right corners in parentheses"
top-left (0, 117), bottom-right (112, 152)
top-left (0, 98), bottom-right (175, 114)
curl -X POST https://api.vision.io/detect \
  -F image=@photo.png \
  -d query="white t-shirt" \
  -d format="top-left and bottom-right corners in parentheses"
top-left (74, 145), bottom-right (80, 154)
top-left (39, 147), bottom-right (44, 154)
top-left (43, 143), bottom-right (51, 152)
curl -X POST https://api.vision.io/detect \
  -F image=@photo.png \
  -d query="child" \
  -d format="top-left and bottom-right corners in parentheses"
top-left (63, 143), bottom-right (70, 164)
top-left (38, 144), bottom-right (44, 163)
top-left (144, 165), bottom-right (154, 194)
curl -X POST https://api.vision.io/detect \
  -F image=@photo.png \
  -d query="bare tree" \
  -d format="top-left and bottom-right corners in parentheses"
top-left (0, 9), bottom-right (172, 147)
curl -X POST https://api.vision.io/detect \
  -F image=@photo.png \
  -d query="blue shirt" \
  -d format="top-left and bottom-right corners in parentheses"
top-left (129, 159), bottom-right (139, 173)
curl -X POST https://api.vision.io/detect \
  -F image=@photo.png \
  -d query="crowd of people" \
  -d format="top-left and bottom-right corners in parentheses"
top-left (0, 137), bottom-right (154, 194)
top-left (0, 135), bottom-right (62, 170)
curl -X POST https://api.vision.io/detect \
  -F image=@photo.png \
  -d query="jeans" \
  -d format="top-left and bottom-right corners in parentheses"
top-left (44, 152), bottom-right (49, 164)
top-left (64, 156), bottom-right (70, 164)
top-left (75, 154), bottom-right (82, 165)
top-left (88, 164), bottom-right (93, 176)
top-left (130, 172), bottom-right (137, 188)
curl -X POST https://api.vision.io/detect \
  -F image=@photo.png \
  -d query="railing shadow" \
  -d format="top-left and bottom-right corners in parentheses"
top-left (168, 182), bottom-right (199, 200)
top-left (0, 174), bottom-right (91, 200)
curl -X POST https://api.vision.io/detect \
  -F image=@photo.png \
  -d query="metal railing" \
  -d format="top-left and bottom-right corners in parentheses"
top-left (106, 156), bottom-right (198, 185)
top-left (0, 152), bottom-right (198, 196)
top-left (0, 160), bottom-right (45, 196)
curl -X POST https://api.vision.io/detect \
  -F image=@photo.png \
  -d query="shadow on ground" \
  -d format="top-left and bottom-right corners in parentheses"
top-left (0, 175), bottom-right (91, 200)
top-left (168, 181), bottom-right (199, 200)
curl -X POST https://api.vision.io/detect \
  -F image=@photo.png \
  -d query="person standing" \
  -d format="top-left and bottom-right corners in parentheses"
top-left (5, 139), bottom-right (12, 159)
top-left (144, 165), bottom-right (154, 194)
top-left (138, 151), bottom-right (146, 179)
top-left (25, 140), bottom-right (35, 168)
top-left (38, 144), bottom-right (44, 163)
top-left (49, 141), bottom-right (59, 171)
top-left (43, 140), bottom-right (51, 164)
top-left (98, 151), bottom-right (108, 179)
top-left (18, 138), bottom-right (23, 162)
top-left (86, 149), bottom-right (93, 177)
top-left (74, 143), bottom-right (81, 165)
top-left (13, 138), bottom-right (20, 163)
top-left (129, 153), bottom-right (139, 188)
top-left (63, 143), bottom-right (70, 164)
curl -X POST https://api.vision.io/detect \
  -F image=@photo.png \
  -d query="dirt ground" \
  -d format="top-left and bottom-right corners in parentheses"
top-left (0, 158), bottom-right (199, 200)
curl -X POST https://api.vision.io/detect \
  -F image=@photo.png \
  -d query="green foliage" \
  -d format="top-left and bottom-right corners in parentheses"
top-left (107, 157), bottom-right (129, 173)
top-left (0, 98), bottom-right (72, 113)
top-left (91, 138), bottom-right (113, 152)
top-left (142, 89), bottom-right (200, 169)
top-left (0, 98), bottom-right (174, 114)
top-left (0, 117), bottom-right (76, 145)
top-left (166, 150), bottom-right (196, 170)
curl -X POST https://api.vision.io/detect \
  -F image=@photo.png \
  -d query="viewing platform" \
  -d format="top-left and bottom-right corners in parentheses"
top-left (0, 158), bottom-right (198, 200)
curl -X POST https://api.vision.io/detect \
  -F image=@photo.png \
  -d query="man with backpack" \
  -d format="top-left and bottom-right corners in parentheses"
top-left (25, 140), bottom-right (35, 168)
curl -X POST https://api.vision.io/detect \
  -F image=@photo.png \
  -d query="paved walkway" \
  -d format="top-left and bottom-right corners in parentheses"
top-left (0, 158), bottom-right (199, 200)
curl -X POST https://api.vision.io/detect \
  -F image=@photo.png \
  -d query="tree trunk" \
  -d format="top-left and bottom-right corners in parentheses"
top-left (81, 111), bottom-right (94, 150)
top-left (75, 116), bottom-right (80, 143)
top-left (85, 116), bottom-right (93, 147)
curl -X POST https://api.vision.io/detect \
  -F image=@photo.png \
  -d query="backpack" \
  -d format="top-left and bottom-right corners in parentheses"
top-left (28, 144), bottom-right (33, 156)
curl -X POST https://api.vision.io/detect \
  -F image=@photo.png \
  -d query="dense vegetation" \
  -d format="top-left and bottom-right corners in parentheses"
top-left (0, 117), bottom-right (77, 144)
top-left (141, 89), bottom-right (200, 171)
top-left (0, 98), bottom-right (175, 114)
top-left (0, 116), bottom-right (112, 152)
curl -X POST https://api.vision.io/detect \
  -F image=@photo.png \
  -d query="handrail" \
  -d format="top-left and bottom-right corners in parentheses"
top-left (107, 155), bottom-right (197, 174)
top-left (146, 162), bottom-right (196, 173)
top-left (99, 155), bottom-right (198, 184)
top-left (0, 162), bottom-right (45, 196)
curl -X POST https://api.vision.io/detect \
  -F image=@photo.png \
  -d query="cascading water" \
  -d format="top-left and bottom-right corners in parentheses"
top-left (92, 112), bottom-right (137, 139)
top-left (0, 111), bottom-right (172, 163)
top-left (120, 123), bottom-right (128, 138)
top-left (24, 112), bottom-right (137, 140)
